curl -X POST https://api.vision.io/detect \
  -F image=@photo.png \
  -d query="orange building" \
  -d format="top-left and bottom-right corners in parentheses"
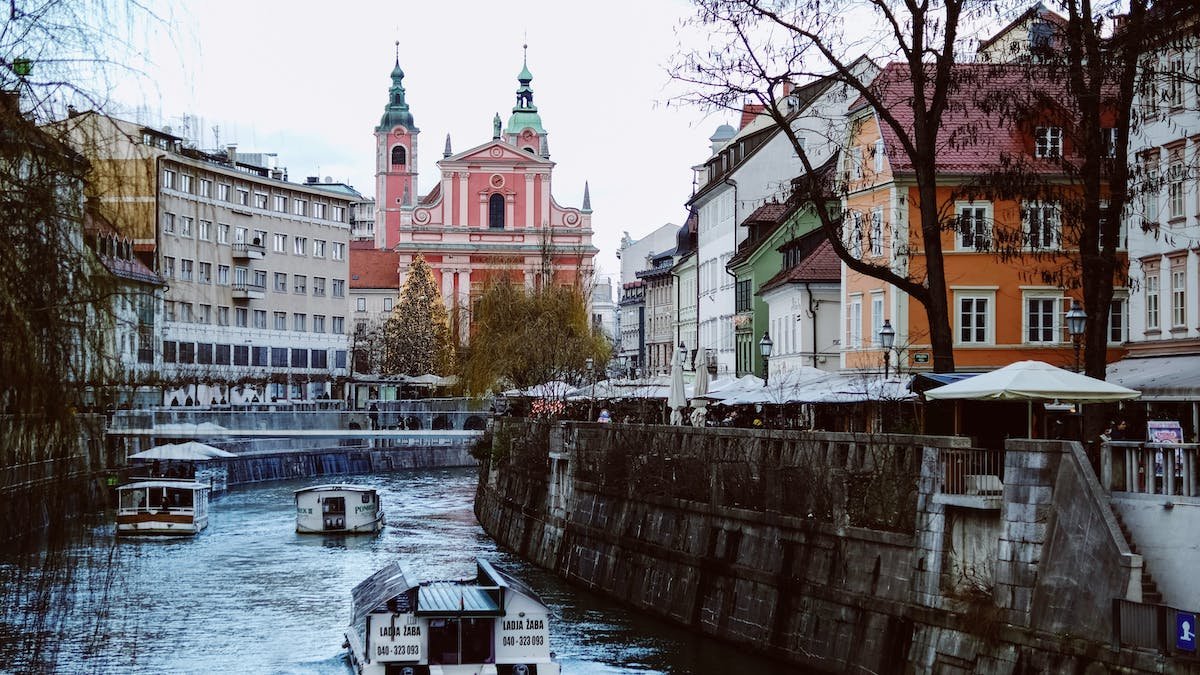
top-left (840, 63), bottom-right (1127, 374)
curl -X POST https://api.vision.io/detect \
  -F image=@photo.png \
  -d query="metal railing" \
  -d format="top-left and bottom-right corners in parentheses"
top-left (937, 447), bottom-right (1004, 496)
top-left (1102, 442), bottom-right (1200, 496)
top-left (1112, 597), bottom-right (1199, 655)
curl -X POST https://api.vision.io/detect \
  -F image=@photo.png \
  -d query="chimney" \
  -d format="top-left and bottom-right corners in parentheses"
top-left (306, 176), bottom-right (319, 185)
top-left (226, 144), bottom-right (238, 164)
top-left (0, 90), bottom-right (18, 116)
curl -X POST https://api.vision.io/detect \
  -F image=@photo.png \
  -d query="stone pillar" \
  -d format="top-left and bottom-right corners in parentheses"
top-left (525, 173), bottom-right (535, 228)
top-left (911, 444), bottom-right (946, 609)
top-left (994, 439), bottom-right (1064, 628)
top-left (458, 172), bottom-right (469, 225)
top-left (457, 269), bottom-right (471, 341)
top-left (440, 267), bottom-right (454, 307)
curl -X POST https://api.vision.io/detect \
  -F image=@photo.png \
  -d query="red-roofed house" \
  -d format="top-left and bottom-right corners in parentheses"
top-left (840, 61), bottom-right (1126, 373)
top-left (348, 246), bottom-right (400, 335)
top-left (759, 232), bottom-right (842, 373)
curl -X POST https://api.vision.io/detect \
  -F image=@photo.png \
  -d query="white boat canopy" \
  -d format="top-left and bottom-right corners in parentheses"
top-left (128, 441), bottom-right (236, 461)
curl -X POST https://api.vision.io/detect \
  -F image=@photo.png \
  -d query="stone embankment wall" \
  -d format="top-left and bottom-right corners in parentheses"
top-left (476, 421), bottom-right (1172, 673)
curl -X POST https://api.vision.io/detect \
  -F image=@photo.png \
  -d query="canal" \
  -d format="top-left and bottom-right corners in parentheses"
top-left (0, 467), bottom-right (801, 674)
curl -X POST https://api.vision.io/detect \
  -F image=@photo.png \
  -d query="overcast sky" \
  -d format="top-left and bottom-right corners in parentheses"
top-left (114, 0), bottom-right (727, 281)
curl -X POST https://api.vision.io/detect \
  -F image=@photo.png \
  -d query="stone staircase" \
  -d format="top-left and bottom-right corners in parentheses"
top-left (1112, 509), bottom-right (1164, 604)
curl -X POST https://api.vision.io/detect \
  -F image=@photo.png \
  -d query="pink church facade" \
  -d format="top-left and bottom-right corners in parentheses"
top-left (372, 52), bottom-right (597, 341)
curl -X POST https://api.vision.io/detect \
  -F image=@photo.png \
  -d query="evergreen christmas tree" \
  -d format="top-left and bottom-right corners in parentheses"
top-left (383, 253), bottom-right (455, 375)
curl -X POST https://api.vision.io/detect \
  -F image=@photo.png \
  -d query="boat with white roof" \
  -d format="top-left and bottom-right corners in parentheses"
top-left (294, 484), bottom-right (384, 534)
top-left (115, 478), bottom-right (210, 536)
top-left (345, 558), bottom-right (559, 675)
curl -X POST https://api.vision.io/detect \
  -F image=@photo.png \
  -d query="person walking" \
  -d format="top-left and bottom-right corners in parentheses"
top-left (368, 403), bottom-right (380, 430)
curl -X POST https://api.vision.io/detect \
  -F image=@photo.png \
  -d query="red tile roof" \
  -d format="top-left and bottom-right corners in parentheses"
top-left (856, 62), bottom-right (1085, 176)
top-left (740, 103), bottom-right (766, 130)
top-left (349, 247), bottom-right (399, 289)
top-left (760, 239), bottom-right (841, 293)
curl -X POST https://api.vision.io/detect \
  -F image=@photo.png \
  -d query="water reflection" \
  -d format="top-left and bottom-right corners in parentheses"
top-left (1, 467), bottom-right (800, 674)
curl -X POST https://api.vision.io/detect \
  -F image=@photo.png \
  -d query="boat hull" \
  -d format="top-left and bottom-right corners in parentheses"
top-left (296, 511), bottom-right (384, 534)
top-left (117, 513), bottom-right (208, 536)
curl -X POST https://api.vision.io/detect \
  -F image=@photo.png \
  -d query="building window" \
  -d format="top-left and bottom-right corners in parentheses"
top-left (294, 275), bottom-right (307, 294)
top-left (253, 270), bottom-right (266, 287)
top-left (178, 174), bottom-right (192, 193)
top-left (1023, 201), bottom-right (1060, 250)
top-left (162, 212), bottom-right (175, 234)
top-left (356, 297), bottom-right (366, 312)
top-left (332, 206), bottom-right (345, 222)
top-left (871, 293), bottom-right (884, 347)
top-left (180, 259), bottom-right (193, 282)
top-left (254, 192), bottom-right (268, 209)
top-left (383, 297), bottom-right (393, 312)
top-left (313, 315), bottom-right (325, 333)
top-left (849, 212), bottom-right (863, 258)
top-left (179, 216), bottom-right (193, 237)
top-left (234, 226), bottom-right (247, 244)
top-left (1025, 295), bottom-right (1060, 343)
top-left (313, 240), bottom-right (325, 257)
top-left (274, 312), bottom-right (287, 331)
top-left (1109, 297), bottom-right (1126, 343)
top-left (488, 193), bottom-right (505, 229)
top-left (291, 348), bottom-right (309, 368)
top-left (312, 202), bottom-right (326, 219)
top-left (253, 310), bottom-right (267, 329)
top-left (311, 349), bottom-right (328, 369)
top-left (1167, 52), bottom-right (1184, 108)
top-left (198, 220), bottom-right (211, 241)
top-left (178, 342), bottom-right (195, 364)
top-left (1168, 149), bottom-right (1185, 220)
top-left (332, 279), bottom-right (345, 297)
top-left (218, 184), bottom-right (230, 201)
top-left (391, 145), bottom-right (407, 165)
top-left (218, 223), bottom-right (229, 244)
top-left (215, 344), bottom-right (230, 365)
top-left (198, 304), bottom-right (211, 324)
top-left (1171, 266), bottom-right (1186, 327)
top-left (870, 208), bottom-right (883, 257)
top-left (270, 347), bottom-right (287, 367)
top-left (162, 169), bottom-right (175, 189)
top-left (180, 303), bottom-right (193, 323)
top-left (848, 296), bottom-right (862, 349)
top-left (332, 316), bottom-right (345, 334)
top-left (198, 262), bottom-right (212, 284)
top-left (313, 277), bottom-right (326, 296)
top-left (293, 313), bottom-right (306, 332)
top-left (293, 199), bottom-right (306, 216)
top-left (1035, 126), bottom-right (1062, 158)
top-left (237, 188), bottom-right (249, 205)
top-left (235, 307), bottom-right (248, 327)
top-left (162, 256), bottom-right (175, 279)
top-left (274, 272), bottom-right (287, 292)
top-left (956, 203), bottom-right (991, 251)
top-left (850, 146), bottom-right (863, 179)
top-left (273, 233), bottom-right (286, 252)
top-left (294, 236), bottom-right (307, 256)
top-left (332, 242), bottom-right (345, 261)
top-left (873, 138), bottom-right (885, 172)
top-left (1102, 128), bottom-right (1118, 158)
top-left (957, 293), bottom-right (992, 344)
top-left (1140, 151), bottom-right (1160, 226)
top-left (735, 279), bottom-right (751, 312)
top-left (199, 179), bottom-right (211, 197)
top-left (217, 265), bottom-right (230, 285)
top-left (273, 195), bottom-right (287, 212)
top-left (234, 266), bottom-right (248, 285)
top-left (1145, 267), bottom-right (1160, 330)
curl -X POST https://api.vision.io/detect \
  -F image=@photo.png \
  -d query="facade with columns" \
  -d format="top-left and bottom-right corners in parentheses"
top-left (371, 51), bottom-right (597, 341)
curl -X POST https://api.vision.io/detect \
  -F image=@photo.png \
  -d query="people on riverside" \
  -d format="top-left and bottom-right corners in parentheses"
top-left (597, 408), bottom-right (611, 423)
top-left (369, 403), bottom-right (380, 430)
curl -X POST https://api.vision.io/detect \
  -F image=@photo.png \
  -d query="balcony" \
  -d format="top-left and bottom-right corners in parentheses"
top-left (231, 282), bottom-right (266, 300)
top-left (232, 241), bottom-right (266, 260)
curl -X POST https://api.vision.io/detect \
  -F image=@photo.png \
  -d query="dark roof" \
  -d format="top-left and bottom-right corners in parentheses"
top-left (853, 61), bottom-right (1083, 175)
top-left (727, 201), bottom-right (798, 268)
top-left (759, 237), bottom-right (841, 294)
top-left (349, 247), bottom-right (399, 289)
top-left (85, 211), bottom-right (162, 285)
top-left (976, 3), bottom-right (1068, 54)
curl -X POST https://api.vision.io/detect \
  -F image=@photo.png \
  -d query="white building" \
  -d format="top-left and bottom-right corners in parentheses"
top-left (615, 223), bottom-right (680, 371)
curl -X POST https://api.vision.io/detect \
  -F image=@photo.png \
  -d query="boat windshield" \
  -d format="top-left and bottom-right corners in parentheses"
top-left (427, 618), bottom-right (494, 665)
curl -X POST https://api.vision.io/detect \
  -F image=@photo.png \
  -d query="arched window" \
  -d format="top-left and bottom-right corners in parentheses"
top-left (391, 145), bottom-right (406, 166)
top-left (488, 193), bottom-right (505, 229)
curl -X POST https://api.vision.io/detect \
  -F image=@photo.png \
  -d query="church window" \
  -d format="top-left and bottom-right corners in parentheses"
top-left (391, 145), bottom-right (407, 166)
top-left (488, 193), bottom-right (505, 229)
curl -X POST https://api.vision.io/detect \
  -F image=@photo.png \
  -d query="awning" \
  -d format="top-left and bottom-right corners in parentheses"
top-left (1107, 355), bottom-right (1200, 401)
top-left (416, 582), bottom-right (501, 616)
top-left (909, 372), bottom-right (979, 395)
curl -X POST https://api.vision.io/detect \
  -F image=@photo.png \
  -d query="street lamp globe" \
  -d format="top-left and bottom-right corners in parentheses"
top-left (759, 331), bottom-right (774, 386)
top-left (678, 342), bottom-right (687, 367)
top-left (1066, 302), bottom-right (1087, 337)
top-left (879, 319), bottom-right (896, 350)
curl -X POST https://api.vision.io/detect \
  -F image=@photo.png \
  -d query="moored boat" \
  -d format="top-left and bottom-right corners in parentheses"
top-left (345, 558), bottom-right (559, 675)
top-left (116, 478), bottom-right (210, 536)
top-left (294, 484), bottom-right (384, 534)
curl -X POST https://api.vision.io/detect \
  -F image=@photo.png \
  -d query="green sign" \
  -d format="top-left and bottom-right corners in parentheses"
top-left (912, 353), bottom-right (930, 364)
top-left (12, 58), bottom-right (32, 77)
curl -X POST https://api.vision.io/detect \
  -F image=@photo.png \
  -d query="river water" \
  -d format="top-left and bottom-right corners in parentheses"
top-left (0, 467), bottom-right (801, 674)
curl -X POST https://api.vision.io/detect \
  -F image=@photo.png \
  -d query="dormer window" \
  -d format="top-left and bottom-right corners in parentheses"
top-left (1035, 127), bottom-right (1062, 158)
top-left (391, 146), bottom-right (407, 166)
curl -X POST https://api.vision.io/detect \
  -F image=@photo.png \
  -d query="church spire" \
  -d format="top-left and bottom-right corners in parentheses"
top-left (443, 133), bottom-right (452, 158)
top-left (582, 181), bottom-right (592, 213)
top-left (377, 41), bottom-right (416, 132)
top-left (506, 44), bottom-right (545, 138)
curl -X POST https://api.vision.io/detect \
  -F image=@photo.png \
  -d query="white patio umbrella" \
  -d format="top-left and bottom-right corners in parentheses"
top-left (128, 441), bottom-right (236, 461)
top-left (923, 360), bottom-right (1140, 402)
top-left (923, 360), bottom-right (1139, 439)
top-left (667, 348), bottom-right (687, 425)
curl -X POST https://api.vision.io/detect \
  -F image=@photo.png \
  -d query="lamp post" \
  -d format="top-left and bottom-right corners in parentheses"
top-left (678, 342), bottom-right (687, 370)
top-left (759, 331), bottom-right (774, 386)
top-left (585, 357), bottom-right (595, 420)
top-left (1066, 301), bottom-right (1087, 372)
top-left (706, 349), bottom-right (717, 376)
top-left (879, 319), bottom-right (896, 380)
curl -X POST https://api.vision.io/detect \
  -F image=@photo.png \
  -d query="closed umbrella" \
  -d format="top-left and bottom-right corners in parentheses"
top-left (667, 349), bottom-right (687, 425)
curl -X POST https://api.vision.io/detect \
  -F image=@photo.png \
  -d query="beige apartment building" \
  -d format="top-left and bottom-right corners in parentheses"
top-left (57, 112), bottom-right (353, 405)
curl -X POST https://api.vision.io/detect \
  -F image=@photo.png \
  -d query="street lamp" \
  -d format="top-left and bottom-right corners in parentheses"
top-left (879, 319), bottom-right (896, 379)
top-left (1066, 301), bottom-right (1087, 372)
top-left (759, 331), bottom-right (774, 386)
top-left (585, 357), bottom-right (595, 420)
top-left (706, 349), bottom-right (717, 376)
top-left (678, 342), bottom-right (687, 370)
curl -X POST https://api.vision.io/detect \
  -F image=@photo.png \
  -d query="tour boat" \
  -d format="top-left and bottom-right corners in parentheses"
top-left (294, 484), bottom-right (384, 534)
top-left (115, 479), bottom-right (210, 536)
top-left (345, 558), bottom-right (559, 675)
